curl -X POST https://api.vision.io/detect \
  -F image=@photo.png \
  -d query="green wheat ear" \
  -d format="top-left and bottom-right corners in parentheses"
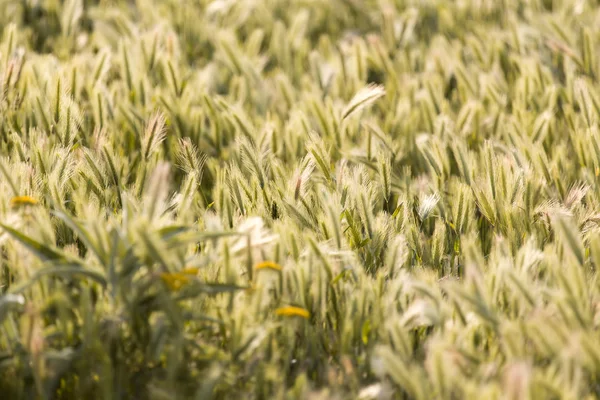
top-left (342, 84), bottom-right (386, 121)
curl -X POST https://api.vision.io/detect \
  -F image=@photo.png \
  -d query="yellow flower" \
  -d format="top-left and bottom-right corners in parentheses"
top-left (160, 268), bottom-right (198, 291)
top-left (255, 261), bottom-right (283, 272)
top-left (181, 267), bottom-right (199, 275)
top-left (10, 196), bottom-right (39, 208)
top-left (275, 306), bottom-right (310, 319)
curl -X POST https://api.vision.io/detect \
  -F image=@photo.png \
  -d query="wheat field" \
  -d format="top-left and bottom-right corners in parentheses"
top-left (1, 0), bottom-right (600, 399)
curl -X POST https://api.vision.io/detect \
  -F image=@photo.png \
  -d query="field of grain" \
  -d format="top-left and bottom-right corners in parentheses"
top-left (2, 0), bottom-right (600, 399)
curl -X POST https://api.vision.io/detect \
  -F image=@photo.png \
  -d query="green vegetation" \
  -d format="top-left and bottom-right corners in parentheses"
top-left (2, 0), bottom-right (600, 398)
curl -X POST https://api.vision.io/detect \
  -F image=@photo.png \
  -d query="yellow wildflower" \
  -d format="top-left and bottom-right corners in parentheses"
top-left (10, 196), bottom-right (39, 208)
top-left (255, 261), bottom-right (283, 272)
top-left (160, 268), bottom-right (198, 291)
top-left (275, 306), bottom-right (310, 319)
top-left (181, 267), bottom-right (199, 275)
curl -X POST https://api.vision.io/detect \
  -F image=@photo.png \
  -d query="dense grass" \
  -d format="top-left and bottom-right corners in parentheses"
top-left (2, 0), bottom-right (600, 398)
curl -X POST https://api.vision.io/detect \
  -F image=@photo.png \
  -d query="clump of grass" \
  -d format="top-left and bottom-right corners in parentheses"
top-left (2, 0), bottom-right (600, 399)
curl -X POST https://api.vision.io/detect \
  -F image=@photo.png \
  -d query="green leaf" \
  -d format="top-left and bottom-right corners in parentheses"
top-left (0, 223), bottom-right (71, 262)
top-left (174, 283), bottom-right (246, 300)
top-left (9, 265), bottom-right (107, 293)
top-left (0, 294), bottom-right (25, 324)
